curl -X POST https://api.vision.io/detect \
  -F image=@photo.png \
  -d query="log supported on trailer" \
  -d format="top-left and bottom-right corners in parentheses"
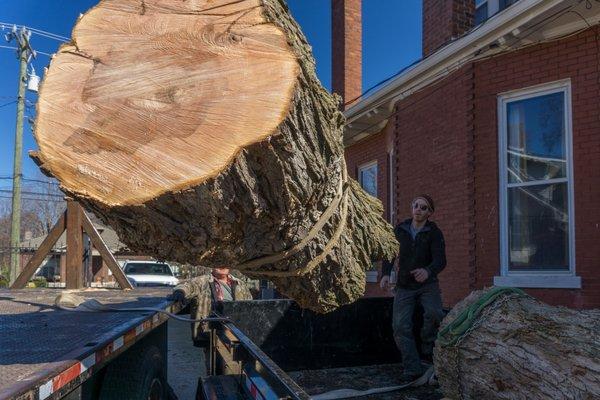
top-left (434, 289), bottom-right (600, 400)
top-left (32, 0), bottom-right (397, 312)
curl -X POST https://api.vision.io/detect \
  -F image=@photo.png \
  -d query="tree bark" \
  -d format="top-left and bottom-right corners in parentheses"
top-left (434, 289), bottom-right (600, 399)
top-left (32, 0), bottom-right (397, 312)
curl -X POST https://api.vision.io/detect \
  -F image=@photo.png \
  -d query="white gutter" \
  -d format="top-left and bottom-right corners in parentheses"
top-left (344, 0), bottom-right (569, 126)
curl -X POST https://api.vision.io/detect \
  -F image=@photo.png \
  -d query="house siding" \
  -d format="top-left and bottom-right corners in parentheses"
top-left (348, 26), bottom-right (600, 308)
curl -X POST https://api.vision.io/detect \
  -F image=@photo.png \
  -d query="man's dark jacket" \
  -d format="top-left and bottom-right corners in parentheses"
top-left (382, 219), bottom-right (447, 289)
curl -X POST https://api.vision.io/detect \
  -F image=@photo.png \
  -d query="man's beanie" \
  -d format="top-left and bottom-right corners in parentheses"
top-left (414, 194), bottom-right (435, 212)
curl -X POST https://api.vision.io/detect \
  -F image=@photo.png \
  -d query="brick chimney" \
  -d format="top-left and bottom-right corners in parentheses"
top-left (422, 0), bottom-right (475, 58)
top-left (332, 0), bottom-right (362, 109)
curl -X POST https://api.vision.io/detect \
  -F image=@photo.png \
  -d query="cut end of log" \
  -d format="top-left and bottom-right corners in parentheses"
top-left (34, 0), bottom-right (299, 206)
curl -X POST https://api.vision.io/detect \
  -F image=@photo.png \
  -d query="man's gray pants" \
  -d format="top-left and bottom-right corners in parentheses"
top-left (392, 281), bottom-right (444, 375)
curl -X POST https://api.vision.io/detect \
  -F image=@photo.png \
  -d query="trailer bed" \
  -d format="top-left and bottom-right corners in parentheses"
top-left (288, 363), bottom-right (443, 400)
top-left (0, 288), bottom-right (179, 400)
top-left (209, 298), bottom-right (444, 400)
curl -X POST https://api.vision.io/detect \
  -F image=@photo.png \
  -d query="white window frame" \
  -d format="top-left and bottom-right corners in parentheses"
top-left (365, 269), bottom-right (379, 283)
top-left (494, 79), bottom-right (580, 289)
top-left (476, 0), bottom-right (509, 24)
top-left (388, 151), bottom-right (395, 223)
top-left (358, 160), bottom-right (380, 284)
top-left (488, 0), bottom-right (501, 16)
top-left (358, 161), bottom-right (378, 197)
top-left (476, 0), bottom-right (489, 11)
top-left (475, 0), bottom-right (490, 24)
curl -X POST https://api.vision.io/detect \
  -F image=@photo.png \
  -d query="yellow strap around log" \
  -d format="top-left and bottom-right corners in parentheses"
top-left (236, 160), bottom-right (348, 277)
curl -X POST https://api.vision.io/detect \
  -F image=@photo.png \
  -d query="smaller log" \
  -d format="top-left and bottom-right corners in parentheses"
top-left (434, 288), bottom-right (600, 400)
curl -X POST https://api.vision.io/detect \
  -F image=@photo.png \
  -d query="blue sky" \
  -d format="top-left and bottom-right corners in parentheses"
top-left (0, 0), bottom-right (422, 183)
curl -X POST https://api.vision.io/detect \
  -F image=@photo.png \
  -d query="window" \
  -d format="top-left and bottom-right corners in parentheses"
top-left (124, 263), bottom-right (173, 276)
top-left (496, 81), bottom-right (579, 288)
top-left (475, 0), bottom-right (488, 25)
top-left (358, 161), bottom-right (377, 197)
top-left (499, 0), bottom-right (519, 11)
top-left (475, 0), bottom-right (520, 25)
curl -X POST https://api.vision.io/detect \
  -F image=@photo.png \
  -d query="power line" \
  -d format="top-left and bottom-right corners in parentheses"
top-left (0, 189), bottom-right (64, 198)
top-left (0, 176), bottom-right (60, 186)
top-left (0, 194), bottom-right (65, 203)
top-left (0, 23), bottom-right (69, 42)
top-left (0, 44), bottom-right (52, 57)
top-left (29, 29), bottom-right (68, 42)
top-left (0, 100), bottom-right (17, 109)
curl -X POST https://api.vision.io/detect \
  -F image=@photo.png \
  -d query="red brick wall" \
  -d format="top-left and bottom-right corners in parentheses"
top-left (345, 122), bottom-right (394, 222)
top-left (347, 26), bottom-right (599, 309)
top-left (364, 273), bottom-right (393, 297)
top-left (393, 66), bottom-right (476, 307)
top-left (423, 0), bottom-right (475, 57)
top-left (332, 0), bottom-right (362, 108)
top-left (345, 122), bottom-right (395, 297)
top-left (473, 27), bottom-right (600, 309)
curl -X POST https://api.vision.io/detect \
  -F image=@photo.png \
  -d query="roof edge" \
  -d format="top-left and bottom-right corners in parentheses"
top-left (343, 0), bottom-right (570, 145)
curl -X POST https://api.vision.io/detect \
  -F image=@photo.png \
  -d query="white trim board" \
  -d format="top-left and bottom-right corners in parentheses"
top-left (497, 79), bottom-right (578, 288)
top-left (365, 270), bottom-right (379, 284)
top-left (494, 275), bottom-right (581, 288)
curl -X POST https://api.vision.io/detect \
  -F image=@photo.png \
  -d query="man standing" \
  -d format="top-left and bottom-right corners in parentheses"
top-left (380, 195), bottom-right (446, 383)
top-left (173, 267), bottom-right (253, 346)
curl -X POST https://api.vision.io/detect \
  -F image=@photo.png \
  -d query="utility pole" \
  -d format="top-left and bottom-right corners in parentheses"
top-left (7, 26), bottom-right (35, 285)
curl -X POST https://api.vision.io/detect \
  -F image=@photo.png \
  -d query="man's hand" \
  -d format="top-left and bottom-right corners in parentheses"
top-left (379, 275), bottom-right (391, 290)
top-left (410, 268), bottom-right (429, 283)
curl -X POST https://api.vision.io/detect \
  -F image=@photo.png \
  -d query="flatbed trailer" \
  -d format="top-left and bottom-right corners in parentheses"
top-left (0, 288), bottom-right (181, 400)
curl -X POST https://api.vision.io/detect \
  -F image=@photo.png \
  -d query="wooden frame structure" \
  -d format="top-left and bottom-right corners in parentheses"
top-left (11, 200), bottom-right (133, 290)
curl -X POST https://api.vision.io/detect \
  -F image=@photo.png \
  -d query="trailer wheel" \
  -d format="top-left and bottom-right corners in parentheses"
top-left (99, 345), bottom-right (167, 400)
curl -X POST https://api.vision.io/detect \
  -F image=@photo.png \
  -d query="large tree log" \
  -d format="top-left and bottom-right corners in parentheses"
top-left (434, 288), bottom-right (600, 399)
top-left (32, 0), bottom-right (397, 312)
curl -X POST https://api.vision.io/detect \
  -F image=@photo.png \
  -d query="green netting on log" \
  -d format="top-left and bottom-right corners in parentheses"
top-left (434, 288), bottom-right (599, 399)
top-left (437, 287), bottom-right (528, 348)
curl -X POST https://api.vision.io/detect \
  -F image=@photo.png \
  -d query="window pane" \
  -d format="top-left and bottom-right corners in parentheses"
top-left (507, 92), bottom-right (566, 183)
top-left (359, 164), bottom-right (377, 197)
top-left (500, 0), bottom-right (519, 11)
top-left (475, 3), bottom-right (488, 25)
top-left (508, 183), bottom-right (569, 271)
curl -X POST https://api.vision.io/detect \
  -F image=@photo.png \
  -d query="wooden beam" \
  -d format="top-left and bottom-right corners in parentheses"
top-left (65, 201), bottom-right (84, 289)
top-left (81, 211), bottom-right (133, 290)
top-left (11, 212), bottom-right (66, 289)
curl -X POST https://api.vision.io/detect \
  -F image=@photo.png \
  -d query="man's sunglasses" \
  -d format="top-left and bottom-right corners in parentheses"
top-left (413, 203), bottom-right (429, 211)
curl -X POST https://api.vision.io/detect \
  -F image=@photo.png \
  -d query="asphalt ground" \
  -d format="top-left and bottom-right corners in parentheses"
top-left (167, 316), bottom-right (206, 400)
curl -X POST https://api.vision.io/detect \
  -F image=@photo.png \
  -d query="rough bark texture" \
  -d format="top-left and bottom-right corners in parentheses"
top-left (434, 289), bottom-right (600, 399)
top-left (32, 0), bottom-right (397, 312)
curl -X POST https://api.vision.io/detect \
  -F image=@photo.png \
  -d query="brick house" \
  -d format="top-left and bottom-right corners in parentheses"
top-left (337, 0), bottom-right (600, 308)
